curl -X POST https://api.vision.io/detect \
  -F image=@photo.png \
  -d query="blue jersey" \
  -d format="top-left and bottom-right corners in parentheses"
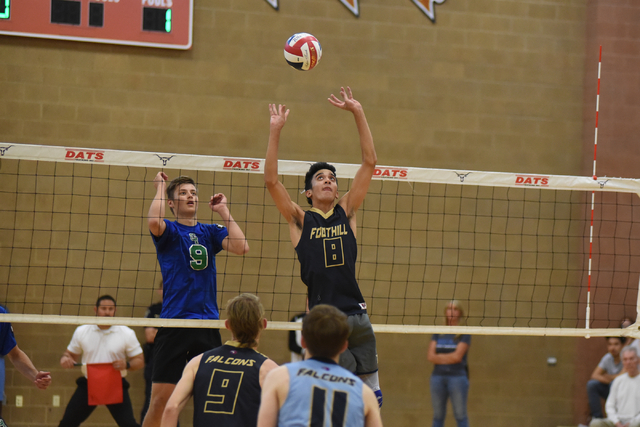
top-left (152, 219), bottom-right (228, 319)
top-left (0, 307), bottom-right (16, 356)
top-left (279, 358), bottom-right (364, 427)
top-left (431, 334), bottom-right (471, 377)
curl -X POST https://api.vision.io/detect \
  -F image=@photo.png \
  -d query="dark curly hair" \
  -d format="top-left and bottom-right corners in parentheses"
top-left (304, 162), bottom-right (337, 205)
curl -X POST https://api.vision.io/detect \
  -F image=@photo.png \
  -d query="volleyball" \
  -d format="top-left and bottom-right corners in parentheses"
top-left (283, 33), bottom-right (322, 71)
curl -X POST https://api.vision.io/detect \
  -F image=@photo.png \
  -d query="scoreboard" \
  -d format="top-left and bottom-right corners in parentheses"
top-left (0, 0), bottom-right (193, 49)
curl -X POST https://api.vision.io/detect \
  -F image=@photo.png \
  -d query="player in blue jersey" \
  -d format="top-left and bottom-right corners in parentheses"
top-left (0, 306), bottom-right (51, 391)
top-left (257, 304), bottom-right (382, 427)
top-left (265, 87), bottom-right (383, 406)
top-left (0, 305), bottom-right (51, 425)
top-left (161, 293), bottom-right (278, 427)
top-left (143, 174), bottom-right (249, 427)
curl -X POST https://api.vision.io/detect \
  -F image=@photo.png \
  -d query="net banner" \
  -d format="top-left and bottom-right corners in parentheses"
top-left (2, 142), bottom-right (639, 193)
top-left (1, 142), bottom-right (640, 334)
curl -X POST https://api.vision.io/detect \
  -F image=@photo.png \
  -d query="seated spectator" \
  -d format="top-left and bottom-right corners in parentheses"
top-left (589, 346), bottom-right (640, 427)
top-left (587, 337), bottom-right (626, 421)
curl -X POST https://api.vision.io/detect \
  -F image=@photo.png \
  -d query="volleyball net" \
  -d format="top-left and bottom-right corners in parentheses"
top-left (1, 142), bottom-right (640, 337)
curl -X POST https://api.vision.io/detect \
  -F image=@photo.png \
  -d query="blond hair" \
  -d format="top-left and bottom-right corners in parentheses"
top-left (225, 293), bottom-right (265, 348)
top-left (445, 300), bottom-right (465, 340)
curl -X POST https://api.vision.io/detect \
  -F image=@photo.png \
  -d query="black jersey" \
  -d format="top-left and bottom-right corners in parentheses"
top-left (192, 341), bottom-right (267, 427)
top-left (295, 204), bottom-right (366, 315)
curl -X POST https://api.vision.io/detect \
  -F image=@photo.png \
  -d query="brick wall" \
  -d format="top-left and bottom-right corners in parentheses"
top-left (572, 1), bottom-right (640, 425)
top-left (2, 0), bottom-right (634, 426)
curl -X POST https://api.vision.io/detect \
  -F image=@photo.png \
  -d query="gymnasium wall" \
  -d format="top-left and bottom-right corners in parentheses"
top-left (573, 1), bottom-right (640, 425)
top-left (2, 0), bottom-right (639, 426)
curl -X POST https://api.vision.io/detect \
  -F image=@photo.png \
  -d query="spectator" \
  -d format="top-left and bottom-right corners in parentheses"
top-left (589, 346), bottom-right (640, 427)
top-left (622, 317), bottom-right (640, 355)
top-left (427, 300), bottom-right (471, 427)
top-left (587, 337), bottom-right (626, 420)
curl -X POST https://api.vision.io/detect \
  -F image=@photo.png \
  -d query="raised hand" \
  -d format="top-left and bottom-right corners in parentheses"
top-left (328, 86), bottom-right (362, 112)
top-left (269, 104), bottom-right (290, 131)
top-left (153, 172), bottom-right (168, 190)
top-left (210, 193), bottom-right (228, 214)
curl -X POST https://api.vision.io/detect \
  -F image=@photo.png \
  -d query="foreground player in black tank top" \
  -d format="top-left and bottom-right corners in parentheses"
top-left (160, 294), bottom-right (278, 427)
top-left (265, 86), bottom-right (383, 407)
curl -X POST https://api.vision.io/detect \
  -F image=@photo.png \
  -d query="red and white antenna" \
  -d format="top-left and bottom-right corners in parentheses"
top-left (586, 45), bottom-right (602, 336)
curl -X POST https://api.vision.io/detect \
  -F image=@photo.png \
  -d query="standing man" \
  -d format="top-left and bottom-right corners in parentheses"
top-left (144, 173), bottom-right (249, 427)
top-left (58, 295), bottom-right (144, 427)
top-left (589, 346), bottom-right (640, 427)
top-left (257, 304), bottom-right (383, 427)
top-left (161, 293), bottom-right (278, 427)
top-left (265, 86), bottom-right (382, 406)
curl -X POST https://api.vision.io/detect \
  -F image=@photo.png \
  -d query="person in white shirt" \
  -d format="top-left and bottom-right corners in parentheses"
top-left (58, 295), bottom-right (144, 427)
top-left (590, 346), bottom-right (640, 427)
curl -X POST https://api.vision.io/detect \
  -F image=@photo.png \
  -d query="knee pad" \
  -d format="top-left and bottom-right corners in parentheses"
top-left (359, 372), bottom-right (382, 408)
top-left (374, 389), bottom-right (383, 408)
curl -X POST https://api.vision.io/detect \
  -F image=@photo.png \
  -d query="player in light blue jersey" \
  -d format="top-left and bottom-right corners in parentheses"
top-left (143, 173), bottom-right (249, 427)
top-left (257, 304), bottom-right (382, 427)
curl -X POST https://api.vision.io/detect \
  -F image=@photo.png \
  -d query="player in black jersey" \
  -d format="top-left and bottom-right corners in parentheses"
top-left (265, 86), bottom-right (383, 407)
top-left (160, 294), bottom-right (278, 427)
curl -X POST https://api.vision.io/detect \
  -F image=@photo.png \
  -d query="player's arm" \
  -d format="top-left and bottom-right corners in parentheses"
top-left (362, 383), bottom-right (384, 427)
top-left (148, 171), bottom-right (168, 237)
top-left (427, 340), bottom-right (469, 365)
top-left (330, 87), bottom-right (377, 218)
top-left (7, 345), bottom-right (52, 390)
top-left (257, 366), bottom-right (290, 427)
top-left (264, 104), bottom-right (305, 228)
top-left (258, 358), bottom-right (279, 387)
top-left (161, 355), bottom-right (200, 427)
top-left (210, 193), bottom-right (250, 255)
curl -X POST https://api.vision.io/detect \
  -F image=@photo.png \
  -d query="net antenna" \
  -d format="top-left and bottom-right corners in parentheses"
top-left (586, 45), bottom-right (603, 336)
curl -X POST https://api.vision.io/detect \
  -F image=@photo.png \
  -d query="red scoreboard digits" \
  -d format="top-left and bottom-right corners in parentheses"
top-left (0, 0), bottom-right (193, 49)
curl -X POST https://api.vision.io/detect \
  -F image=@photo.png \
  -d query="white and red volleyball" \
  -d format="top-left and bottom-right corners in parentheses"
top-left (284, 33), bottom-right (322, 71)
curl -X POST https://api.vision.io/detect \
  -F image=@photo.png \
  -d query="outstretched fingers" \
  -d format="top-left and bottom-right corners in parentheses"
top-left (328, 93), bottom-right (344, 108)
top-left (344, 86), bottom-right (353, 99)
top-left (269, 104), bottom-right (290, 122)
top-left (328, 86), bottom-right (357, 109)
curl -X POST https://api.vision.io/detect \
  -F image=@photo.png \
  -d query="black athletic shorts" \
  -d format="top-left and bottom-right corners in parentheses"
top-left (151, 327), bottom-right (221, 384)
